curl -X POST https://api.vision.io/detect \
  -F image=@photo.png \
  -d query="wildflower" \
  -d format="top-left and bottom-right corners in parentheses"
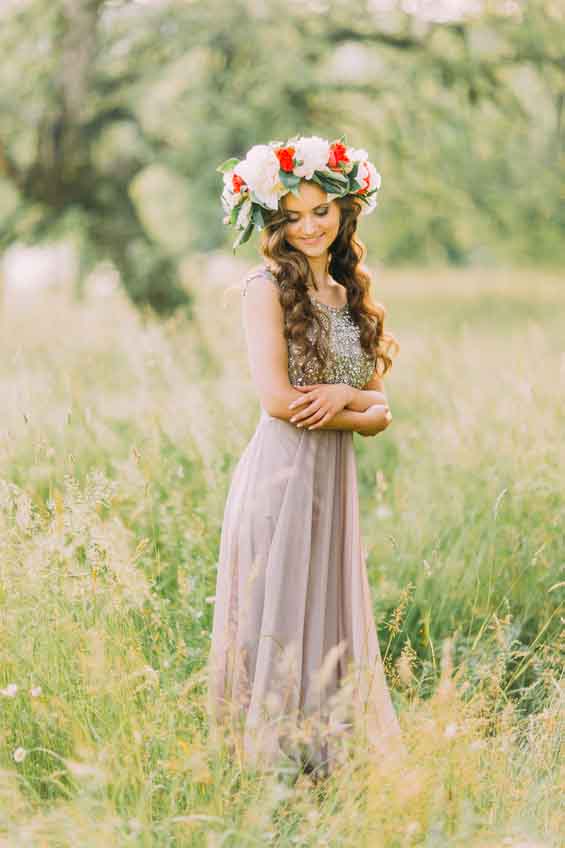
top-left (1, 683), bottom-right (18, 697)
top-left (13, 747), bottom-right (26, 763)
top-left (30, 685), bottom-right (42, 697)
top-left (444, 722), bottom-right (458, 738)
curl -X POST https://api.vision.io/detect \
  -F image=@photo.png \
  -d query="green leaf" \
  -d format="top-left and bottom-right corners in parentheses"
top-left (316, 169), bottom-right (349, 187)
top-left (311, 171), bottom-right (349, 196)
top-left (251, 204), bottom-right (264, 228)
top-left (348, 162), bottom-right (360, 182)
top-left (217, 157), bottom-right (239, 174)
top-left (228, 197), bottom-right (246, 225)
top-left (233, 219), bottom-right (254, 250)
top-left (280, 170), bottom-right (301, 190)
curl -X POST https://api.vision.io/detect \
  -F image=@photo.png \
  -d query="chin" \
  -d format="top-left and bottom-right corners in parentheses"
top-left (295, 239), bottom-right (330, 256)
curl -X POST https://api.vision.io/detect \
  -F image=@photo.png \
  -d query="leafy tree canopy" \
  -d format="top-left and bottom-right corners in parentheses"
top-left (0, 0), bottom-right (562, 312)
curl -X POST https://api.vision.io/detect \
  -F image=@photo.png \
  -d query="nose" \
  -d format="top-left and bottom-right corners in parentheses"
top-left (301, 215), bottom-right (320, 236)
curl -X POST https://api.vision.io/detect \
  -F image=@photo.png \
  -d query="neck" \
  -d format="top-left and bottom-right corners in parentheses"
top-left (305, 252), bottom-right (331, 289)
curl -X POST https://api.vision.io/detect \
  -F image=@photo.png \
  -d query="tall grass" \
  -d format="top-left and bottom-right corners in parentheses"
top-left (0, 262), bottom-right (562, 845)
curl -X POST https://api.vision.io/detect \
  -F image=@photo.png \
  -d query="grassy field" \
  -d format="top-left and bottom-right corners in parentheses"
top-left (0, 260), bottom-right (563, 846)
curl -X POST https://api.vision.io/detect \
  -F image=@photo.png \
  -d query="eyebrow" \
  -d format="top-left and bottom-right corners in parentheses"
top-left (285, 203), bottom-right (329, 214)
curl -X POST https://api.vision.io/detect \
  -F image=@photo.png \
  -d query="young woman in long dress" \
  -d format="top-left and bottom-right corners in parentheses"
top-left (207, 138), bottom-right (405, 776)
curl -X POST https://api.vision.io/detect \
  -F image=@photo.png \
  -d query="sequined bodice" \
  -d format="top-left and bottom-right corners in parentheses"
top-left (244, 267), bottom-right (376, 389)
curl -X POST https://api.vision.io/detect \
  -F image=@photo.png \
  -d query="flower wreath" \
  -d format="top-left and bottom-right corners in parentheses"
top-left (217, 134), bottom-right (382, 250)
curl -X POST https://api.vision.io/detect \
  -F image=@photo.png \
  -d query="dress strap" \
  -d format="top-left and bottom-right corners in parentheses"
top-left (242, 265), bottom-right (279, 297)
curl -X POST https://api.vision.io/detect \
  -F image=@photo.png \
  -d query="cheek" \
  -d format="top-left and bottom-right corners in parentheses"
top-left (329, 211), bottom-right (341, 232)
top-left (285, 224), bottom-right (304, 242)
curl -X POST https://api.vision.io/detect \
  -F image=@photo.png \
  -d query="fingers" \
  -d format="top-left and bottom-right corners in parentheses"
top-left (288, 396), bottom-right (311, 414)
top-left (304, 409), bottom-right (331, 430)
top-left (291, 406), bottom-right (320, 424)
top-left (294, 406), bottom-right (329, 428)
top-left (289, 399), bottom-right (320, 423)
top-left (289, 390), bottom-right (316, 412)
top-left (289, 386), bottom-right (321, 409)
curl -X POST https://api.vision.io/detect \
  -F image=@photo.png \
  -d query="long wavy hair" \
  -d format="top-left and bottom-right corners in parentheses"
top-left (255, 189), bottom-right (399, 379)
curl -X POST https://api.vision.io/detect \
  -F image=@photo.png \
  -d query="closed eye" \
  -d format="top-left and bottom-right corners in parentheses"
top-left (286, 208), bottom-right (329, 222)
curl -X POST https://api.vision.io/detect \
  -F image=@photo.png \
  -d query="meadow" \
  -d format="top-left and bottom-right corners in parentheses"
top-left (0, 260), bottom-right (562, 846)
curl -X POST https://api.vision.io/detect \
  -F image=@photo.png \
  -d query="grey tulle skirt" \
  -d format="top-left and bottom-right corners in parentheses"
top-left (207, 408), bottom-right (404, 774)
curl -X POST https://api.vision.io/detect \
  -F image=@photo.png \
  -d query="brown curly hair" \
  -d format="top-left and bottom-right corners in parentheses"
top-left (257, 190), bottom-right (399, 379)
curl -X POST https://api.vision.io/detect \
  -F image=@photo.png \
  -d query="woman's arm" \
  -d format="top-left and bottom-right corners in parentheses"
top-left (343, 369), bottom-right (388, 413)
top-left (241, 272), bottom-right (390, 436)
top-left (241, 271), bottom-right (306, 421)
top-left (310, 403), bottom-right (391, 436)
top-left (303, 406), bottom-right (371, 434)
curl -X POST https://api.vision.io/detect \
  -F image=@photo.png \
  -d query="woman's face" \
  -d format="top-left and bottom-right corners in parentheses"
top-left (281, 180), bottom-right (341, 258)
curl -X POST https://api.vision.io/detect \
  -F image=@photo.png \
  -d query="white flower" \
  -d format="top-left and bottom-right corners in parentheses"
top-left (221, 169), bottom-right (251, 221)
top-left (221, 175), bottom-right (239, 217)
top-left (1, 683), bottom-right (18, 697)
top-left (293, 136), bottom-right (331, 179)
top-left (366, 161), bottom-right (382, 191)
top-left (30, 685), bottom-right (42, 697)
top-left (347, 147), bottom-right (369, 162)
top-left (234, 144), bottom-right (282, 210)
top-left (358, 162), bottom-right (381, 215)
top-left (338, 150), bottom-right (380, 215)
top-left (354, 159), bottom-right (381, 193)
top-left (221, 171), bottom-right (236, 199)
top-left (13, 747), bottom-right (27, 763)
top-left (348, 146), bottom-right (369, 163)
top-left (444, 722), bottom-right (458, 738)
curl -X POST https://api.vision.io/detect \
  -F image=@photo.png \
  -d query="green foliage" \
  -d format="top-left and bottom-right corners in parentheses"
top-left (0, 0), bottom-right (563, 314)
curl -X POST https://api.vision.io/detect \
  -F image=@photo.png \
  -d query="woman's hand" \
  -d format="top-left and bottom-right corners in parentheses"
top-left (288, 383), bottom-right (354, 430)
top-left (358, 403), bottom-right (393, 437)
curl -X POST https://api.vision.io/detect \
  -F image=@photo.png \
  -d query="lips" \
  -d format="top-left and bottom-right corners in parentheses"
top-left (301, 234), bottom-right (324, 243)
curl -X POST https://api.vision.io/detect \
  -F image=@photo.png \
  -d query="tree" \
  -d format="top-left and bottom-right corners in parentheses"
top-left (0, 0), bottom-right (563, 315)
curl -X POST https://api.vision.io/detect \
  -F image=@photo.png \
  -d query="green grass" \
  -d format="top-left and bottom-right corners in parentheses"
top-left (0, 263), bottom-right (562, 845)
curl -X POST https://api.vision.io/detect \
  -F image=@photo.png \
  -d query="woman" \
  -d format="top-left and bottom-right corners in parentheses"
top-left (207, 136), bottom-right (404, 777)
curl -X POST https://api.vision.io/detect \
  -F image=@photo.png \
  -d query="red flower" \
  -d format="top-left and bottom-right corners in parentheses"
top-left (275, 146), bottom-right (296, 172)
top-left (232, 173), bottom-right (245, 193)
top-left (328, 142), bottom-right (349, 170)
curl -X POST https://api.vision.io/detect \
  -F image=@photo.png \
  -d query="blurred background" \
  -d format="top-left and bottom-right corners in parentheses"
top-left (0, 0), bottom-right (563, 311)
top-left (0, 1), bottom-right (563, 842)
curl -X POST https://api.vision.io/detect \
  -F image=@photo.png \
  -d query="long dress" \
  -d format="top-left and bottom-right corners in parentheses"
top-left (207, 264), bottom-right (404, 774)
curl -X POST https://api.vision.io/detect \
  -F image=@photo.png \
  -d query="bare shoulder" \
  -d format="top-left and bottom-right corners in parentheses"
top-left (242, 263), bottom-right (280, 298)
